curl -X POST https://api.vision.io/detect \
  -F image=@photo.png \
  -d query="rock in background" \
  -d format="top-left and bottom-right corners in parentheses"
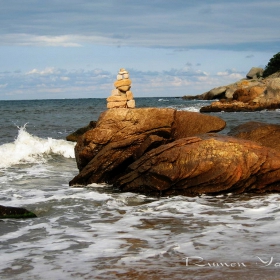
top-left (182, 67), bottom-right (280, 112)
top-left (107, 68), bottom-right (136, 109)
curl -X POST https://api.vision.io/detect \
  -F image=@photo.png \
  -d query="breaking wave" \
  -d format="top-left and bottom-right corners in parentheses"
top-left (0, 125), bottom-right (75, 168)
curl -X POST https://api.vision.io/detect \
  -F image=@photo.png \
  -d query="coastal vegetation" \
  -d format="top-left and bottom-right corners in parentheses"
top-left (263, 52), bottom-right (280, 77)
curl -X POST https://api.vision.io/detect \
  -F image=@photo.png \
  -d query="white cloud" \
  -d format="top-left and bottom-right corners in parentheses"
top-left (26, 67), bottom-right (56, 75)
top-left (217, 69), bottom-right (244, 80)
top-left (60, 76), bottom-right (70, 81)
top-left (0, 64), bottom-right (249, 99)
top-left (31, 35), bottom-right (82, 47)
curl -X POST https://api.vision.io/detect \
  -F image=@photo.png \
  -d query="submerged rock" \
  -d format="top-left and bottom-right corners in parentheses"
top-left (0, 205), bottom-right (37, 219)
top-left (115, 134), bottom-right (280, 196)
top-left (69, 108), bottom-right (226, 186)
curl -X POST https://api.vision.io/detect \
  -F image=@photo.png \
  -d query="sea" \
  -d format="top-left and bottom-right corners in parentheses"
top-left (1, 97), bottom-right (280, 280)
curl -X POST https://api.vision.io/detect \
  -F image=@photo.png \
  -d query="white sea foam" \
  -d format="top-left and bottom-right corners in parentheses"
top-left (0, 126), bottom-right (75, 168)
top-left (180, 106), bottom-right (200, 112)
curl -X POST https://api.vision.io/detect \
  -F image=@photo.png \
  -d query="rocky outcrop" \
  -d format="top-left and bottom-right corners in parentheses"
top-left (201, 101), bottom-right (280, 112)
top-left (232, 86), bottom-right (266, 103)
top-left (115, 134), bottom-right (280, 196)
top-left (69, 108), bottom-right (226, 186)
top-left (200, 76), bottom-right (280, 112)
top-left (228, 121), bottom-right (280, 152)
top-left (203, 86), bottom-right (227, 100)
top-left (183, 79), bottom-right (268, 102)
top-left (107, 68), bottom-right (136, 109)
top-left (246, 67), bottom-right (264, 79)
top-left (0, 205), bottom-right (37, 219)
top-left (66, 121), bottom-right (97, 142)
top-left (182, 67), bottom-right (280, 112)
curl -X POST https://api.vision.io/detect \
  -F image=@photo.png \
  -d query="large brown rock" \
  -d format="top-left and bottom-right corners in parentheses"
top-left (115, 134), bottom-right (280, 196)
top-left (228, 121), bottom-right (280, 152)
top-left (69, 108), bottom-right (226, 186)
top-left (172, 111), bottom-right (225, 139)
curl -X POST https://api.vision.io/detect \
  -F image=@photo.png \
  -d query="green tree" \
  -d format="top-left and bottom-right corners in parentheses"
top-left (263, 52), bottom-right (280, 77)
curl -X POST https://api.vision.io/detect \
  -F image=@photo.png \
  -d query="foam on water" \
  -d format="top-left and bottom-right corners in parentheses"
top-left (0, 126), bottom-right (75, 168)
top-left (1, 188), bottom-right (280, 279)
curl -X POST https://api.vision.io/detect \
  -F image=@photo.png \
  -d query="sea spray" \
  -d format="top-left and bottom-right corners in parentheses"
top-left (0, 126), bottom-right (75, 168)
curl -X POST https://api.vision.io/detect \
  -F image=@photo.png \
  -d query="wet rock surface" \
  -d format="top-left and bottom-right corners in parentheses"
top-left (69, 108), bottom-right (226, 187)
top-left (228, 121), bottom-right (280, 152)
top-left (115, 134), bottom-right (280, 196)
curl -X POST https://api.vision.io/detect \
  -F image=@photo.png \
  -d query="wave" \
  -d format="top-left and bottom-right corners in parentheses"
top-left (0, 126), bottom-right (75, 168)
top-left (179, 106), bottom-right (200, 112)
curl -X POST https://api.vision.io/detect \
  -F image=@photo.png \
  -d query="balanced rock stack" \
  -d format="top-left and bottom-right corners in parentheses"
top-left (107, 68), bottom-right (136, 109)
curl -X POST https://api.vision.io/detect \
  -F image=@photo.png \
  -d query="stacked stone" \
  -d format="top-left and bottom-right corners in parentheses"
top-left (107, 68), bottom-right (136, 109)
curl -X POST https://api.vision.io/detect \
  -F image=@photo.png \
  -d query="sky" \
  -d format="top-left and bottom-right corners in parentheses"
top-left (0, 0), bottom-right (279, 100)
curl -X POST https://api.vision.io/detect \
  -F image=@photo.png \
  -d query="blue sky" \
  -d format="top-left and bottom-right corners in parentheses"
top-left (0, 0), bottom-right (279, 100)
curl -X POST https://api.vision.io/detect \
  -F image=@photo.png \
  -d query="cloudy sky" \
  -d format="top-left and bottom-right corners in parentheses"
top-left (0, 0), bottom-right (279, 100)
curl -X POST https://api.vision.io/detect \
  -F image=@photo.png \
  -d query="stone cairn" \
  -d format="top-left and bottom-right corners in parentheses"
top-left (107, 68), bottom-right (136, 109)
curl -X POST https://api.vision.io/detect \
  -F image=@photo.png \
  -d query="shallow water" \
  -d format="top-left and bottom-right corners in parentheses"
top-left (0, 98), bottom-right (280, 279)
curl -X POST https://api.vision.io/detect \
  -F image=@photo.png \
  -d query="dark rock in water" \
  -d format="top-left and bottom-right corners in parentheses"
top-left (0, 205), bottom-right (37, 219)
top-left (228, 121), bottom-right (280, 152)
top-left (66, 121), bottom-right (97, 142)
top-left (114, 134), bottom-right (280, 196)
top-left (69, 108), bottom-right (226, 186)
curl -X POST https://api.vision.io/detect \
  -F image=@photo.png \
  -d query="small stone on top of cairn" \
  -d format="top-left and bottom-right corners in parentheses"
top-left (107, 68), bottom-right (136, 109)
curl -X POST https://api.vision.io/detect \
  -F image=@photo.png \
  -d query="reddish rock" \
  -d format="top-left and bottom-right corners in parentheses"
top-left (200, 100), bottom-right (280, 112)
top-left (115, 134), bottom-right (280, 196)
top-left (172, 111), bottom-right (226, 139)
top-left (233, 86), bottom-right (265, 103)
top-left (228, 121), bottom-right (280, 152)
top-left (70, 108), bottom-right (226, 186)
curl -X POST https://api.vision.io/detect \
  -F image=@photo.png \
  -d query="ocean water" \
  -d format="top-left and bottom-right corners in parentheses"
top-left (1, 97), bottom-right (280, 280)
